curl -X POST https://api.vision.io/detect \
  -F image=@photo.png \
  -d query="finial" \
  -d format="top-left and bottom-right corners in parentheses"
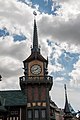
top-left (33, 11), bottom-right (37, 16)
top-left (31, 11), bottom-right (40, 53)
top-left (33, 11), bottom-right (37, 20)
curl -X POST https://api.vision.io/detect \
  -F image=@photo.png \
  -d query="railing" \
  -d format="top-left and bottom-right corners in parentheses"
top-left (20, 75), bottom-right (53, 83)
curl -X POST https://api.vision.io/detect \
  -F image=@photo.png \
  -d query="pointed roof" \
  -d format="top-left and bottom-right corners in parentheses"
top-left (23, 12), bottom-right (48, 63)
top-left (68, 103), bottom-right (76, 115)
top-left (50, 99), bottom-right (58, 109)
top-left (33, 19), bottom-right (38, 49)
top-left (64, 84), bottom-right (71, 113)
top-left (23, 52), bottom-right (47, 63)
top-left (31, 12), bottom-right (40, 53)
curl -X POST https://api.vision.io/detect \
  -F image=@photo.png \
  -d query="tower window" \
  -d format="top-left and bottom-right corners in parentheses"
top-left (41, 109), bottom-right (46, 118)
top-left (34, 110), bottom-right (39, 118)
top-left (13, 117), bottom-right (15, 120)
top-left (27, 110), bottom-right (32, 118)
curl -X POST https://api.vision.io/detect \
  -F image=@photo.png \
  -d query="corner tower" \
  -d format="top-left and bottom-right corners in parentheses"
top-left (20, 13), bottom-right (53, 120)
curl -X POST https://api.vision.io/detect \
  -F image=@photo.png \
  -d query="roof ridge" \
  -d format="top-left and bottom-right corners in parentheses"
top-left (0, 90), bottom-right (21, 92)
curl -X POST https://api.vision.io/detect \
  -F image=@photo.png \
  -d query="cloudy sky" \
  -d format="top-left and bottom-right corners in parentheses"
top-left (0, 0), bottom-right (80, 111)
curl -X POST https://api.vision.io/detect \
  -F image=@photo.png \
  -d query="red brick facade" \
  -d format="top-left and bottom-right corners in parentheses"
top-left (40, 85), bottom-right (46, 100)
top-left (27, 85), bottom-right (32, 102)
top-left (34, 85), bottom-right (39, 101)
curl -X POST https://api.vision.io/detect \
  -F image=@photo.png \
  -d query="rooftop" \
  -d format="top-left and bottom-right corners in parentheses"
top-left (0, 90), bottom-right (27, 106)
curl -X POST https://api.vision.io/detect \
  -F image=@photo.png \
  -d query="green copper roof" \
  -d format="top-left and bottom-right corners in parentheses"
top-left (0, 90), bottom-right (27, 106)
top-left (0, 106), bottom-right (7, 112)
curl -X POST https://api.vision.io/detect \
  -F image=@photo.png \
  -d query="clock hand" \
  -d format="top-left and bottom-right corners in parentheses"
top-left (34, 67), bottom-right (38, 71)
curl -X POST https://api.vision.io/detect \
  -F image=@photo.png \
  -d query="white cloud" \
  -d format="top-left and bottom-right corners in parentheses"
top-left (50, 84), bottom-right (80, 111)
top-left (0, 56), bottom-right (21, 71)
top-left (58, 1), bottom-right (80, 19)
top-left (48, 62), bottom-right (64, 74)
top-left (0, 36), bottom-right (31, 89)
top-left (69, 59), bottom-right (80, 87)
top-left (37, 0), bottom-right (80, 46)
top-left (0, 36), bottom-right (31, 60)
top-left (54, 77), bottom-right (64, 81)
top-left (0, 0), bottom-right (33, 89)
top-left (0, 76), bottom-right (20, 90)
top-left (0, 0), bottom-right (34, 33)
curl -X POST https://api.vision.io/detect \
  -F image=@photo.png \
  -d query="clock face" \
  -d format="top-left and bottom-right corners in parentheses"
top-left (31, 64), bottom-right (41, 75)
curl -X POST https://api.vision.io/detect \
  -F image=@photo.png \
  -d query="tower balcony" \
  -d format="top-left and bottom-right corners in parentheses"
top-left (19, 76), bottom-right (53, 90)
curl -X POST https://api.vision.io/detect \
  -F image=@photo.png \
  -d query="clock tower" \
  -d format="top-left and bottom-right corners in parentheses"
top-left (20, 14), bottom-right (53, 120)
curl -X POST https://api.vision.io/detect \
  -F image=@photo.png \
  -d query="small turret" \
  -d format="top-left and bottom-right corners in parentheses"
top-left (64, 84), bottom-right (73, 120)
top-left (64, 84), bottom-right (70, 113)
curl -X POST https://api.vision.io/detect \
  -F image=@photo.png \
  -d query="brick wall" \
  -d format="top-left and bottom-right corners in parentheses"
top-left (34, 85), bottom-right (39, 101)
top-left (27, 85), bottom-right (32, 102)
top-left (40, 85), bottom-right (46, 100)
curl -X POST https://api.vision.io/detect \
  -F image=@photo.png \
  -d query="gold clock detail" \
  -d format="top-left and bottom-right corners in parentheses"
top-left (31, 64), bottom-right (41, 75)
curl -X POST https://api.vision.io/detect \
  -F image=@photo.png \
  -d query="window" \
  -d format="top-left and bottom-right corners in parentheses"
top-left (7, 118), bottom-right (9, 120)
top-left (11, 111), bottom-right (18, 115)
top-left (27, 110), bottom-right (32, 118)
top-left (41, 110), bottom-right (46, 118)
top-left (10, 117), bottom-right (12, 120)
top-left (34, 110), bottom-right (39, 118)
top-left (13, 117), bottom-right (15, 120)
top-left (0, 117), bottom-right (3, 120)
top-left (7, 117), bottom-right (19, 120)
top-left (16, 117), bottom-right (19, 120)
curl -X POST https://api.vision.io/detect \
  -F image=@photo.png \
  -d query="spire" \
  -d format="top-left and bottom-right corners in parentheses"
top-left (31, 11), bottom-right (40, 53)
top-left (64, 84), bottom-right (71, 113)
top-left (33, 19), bottom-right (38, 49)
top-left (64, 84), bottom-right (73, 120)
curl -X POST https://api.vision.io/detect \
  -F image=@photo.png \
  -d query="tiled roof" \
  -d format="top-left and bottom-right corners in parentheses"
top-left (23, 52), bottom-right (47, 63)
top-left (0, 90), bottom-right (27, 106)
top-left (68, 103), bottom-right (76, 114)
top-left (0, 106), bottom-right (7, 112)
top-left (50, 100), bottom-right (58, 108)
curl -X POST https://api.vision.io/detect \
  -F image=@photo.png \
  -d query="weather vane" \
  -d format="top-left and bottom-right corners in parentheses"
top-left (33, 11), bottom-right (37, 16)
top-left (33, 11), bottom-right (37, 19)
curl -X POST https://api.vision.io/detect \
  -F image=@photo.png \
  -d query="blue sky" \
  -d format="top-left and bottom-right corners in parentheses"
top-left (0, 0), bottom-right (80, 111)
top-left (18, 0), bottom-right (60, 15)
